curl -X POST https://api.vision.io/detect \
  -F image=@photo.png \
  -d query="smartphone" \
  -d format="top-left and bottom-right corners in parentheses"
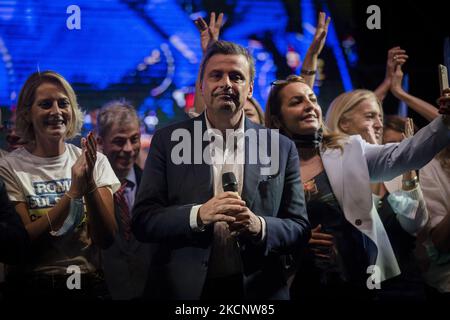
top-left (438, 64), bottom-right (449, 95)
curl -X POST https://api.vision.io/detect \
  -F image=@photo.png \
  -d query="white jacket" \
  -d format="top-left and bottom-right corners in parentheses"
top-left (320, 116), bottom-right (450, 281)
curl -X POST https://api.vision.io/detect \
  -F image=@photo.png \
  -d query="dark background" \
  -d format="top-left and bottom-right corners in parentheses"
top-left (0, 0), bottom-right (448, 133)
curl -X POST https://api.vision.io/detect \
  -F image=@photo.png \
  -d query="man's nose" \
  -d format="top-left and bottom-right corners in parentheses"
top-left (123, 139), bottom-right (133, 152)
top-left (220, 76), bottom-right (232, 89)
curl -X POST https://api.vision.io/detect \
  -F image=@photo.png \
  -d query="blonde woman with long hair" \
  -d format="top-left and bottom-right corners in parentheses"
top-left (325, 88), bottom-right (432, 300)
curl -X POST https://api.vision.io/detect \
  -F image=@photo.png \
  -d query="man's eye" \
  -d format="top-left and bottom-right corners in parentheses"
top-left (113, 140), bottom-right (126, 146)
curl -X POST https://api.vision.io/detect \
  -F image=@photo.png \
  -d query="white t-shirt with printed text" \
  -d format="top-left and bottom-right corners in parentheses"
top-left (0, 143), bottom-right (120, 275)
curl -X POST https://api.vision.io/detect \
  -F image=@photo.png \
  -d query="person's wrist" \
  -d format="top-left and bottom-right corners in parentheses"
top-left (402, 176), bottom-right (419, 190)
top-left (301, 68), bottom-right (317, 76)
top-left (252, 215), bottom-right (262, 238)
top-left (197, 206), bottom-right (206, 227)
top-left (392, 89), bottom-right (406, 102)
top-left (402, 171), bottom-right (414, 181)
top-left (390, 88), bottom-right (401, 99)
top-left (392, 86), bottom-right (405, 95)
top-left (67, 188), bottom-right (82, 199)
top-left (384, 70), bottom-right (393, 81)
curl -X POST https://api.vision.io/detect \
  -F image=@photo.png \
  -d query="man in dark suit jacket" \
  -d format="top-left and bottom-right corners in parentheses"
top-left (132, 41), bottom-right (310, 300)
top-left (97, 101), bottom-right (150, 299)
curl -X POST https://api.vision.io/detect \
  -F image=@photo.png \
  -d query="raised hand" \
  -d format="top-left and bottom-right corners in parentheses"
top-left (375, 46), bottom-right (408, 101)
top-left (386, 46), bottom-right (408, 79)
top-left (83, 131), bottom-right (97, 175)
top-left (67, 131), bottom-right (97, 198)
top-left (402, 117), bottom-right (414, 139)
top-left (438, 88), bottom-right (450, 127)
top-left (301, 12), bottom-right (330, 87)
top-left (438, 88), bottom-right (450, 115)
top-left (195, 12), bottom-right (224, 54)
top-left (307, 11), bottom-right (331, 56)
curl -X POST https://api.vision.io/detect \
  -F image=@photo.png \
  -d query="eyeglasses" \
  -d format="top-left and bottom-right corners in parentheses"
top-left (271, 76), bottom-right (305, 86)
top-left (270, 79), bottom-right (290, 86)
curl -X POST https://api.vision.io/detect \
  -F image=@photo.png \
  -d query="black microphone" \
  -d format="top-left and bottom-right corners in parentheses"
top-left (222, 172), bottom-right (238, 192)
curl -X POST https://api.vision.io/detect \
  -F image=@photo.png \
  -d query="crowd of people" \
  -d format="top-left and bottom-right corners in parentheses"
top-left (0, 12), bottom-right (449, 301)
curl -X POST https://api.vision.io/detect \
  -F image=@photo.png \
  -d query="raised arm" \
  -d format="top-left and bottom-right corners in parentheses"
top-left (364, 105), bottom-right (450, 182)
top-left (390, 64), bottom-right (439, 121)
top-left (301, 12), bottom-right (330, 88)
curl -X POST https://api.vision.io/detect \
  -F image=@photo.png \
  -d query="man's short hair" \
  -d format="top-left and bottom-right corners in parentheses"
top-left (199, 40), bottom-right (255, 83)
top-left (97, 99), bottom-right (140, 138)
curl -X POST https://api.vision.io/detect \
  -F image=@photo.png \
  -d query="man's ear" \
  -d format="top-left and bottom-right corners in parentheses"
top-left (247, 82), bottom-right (254, 99)
top-left (199, 77), bottom-right (204, 94)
